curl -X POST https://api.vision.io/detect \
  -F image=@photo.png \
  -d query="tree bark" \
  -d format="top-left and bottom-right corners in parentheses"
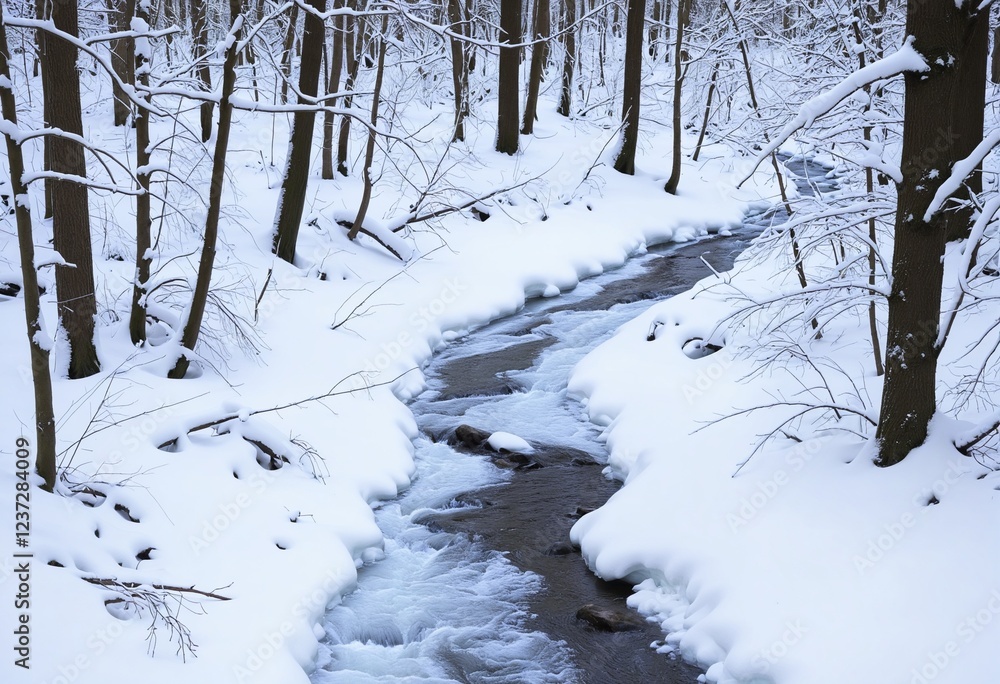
top-left (557, 0), bottom-right (575, 117)
top-left (447, 0), bottom-right (469, 140)
top-left (521, 0), bottom-right (549, 134)
top-left (942, 12), bottom-right (988, 242)
top-left (40, 0), bottom-right (101, 379)
top-left (337, 0), bottom-right (361, 176)
top-left (279, 2), bottom-right (299, 104)
top-left (191, 0), bottom-right (213, 141)
top-left (129, 2), bottom-right (153, 345)
top-left (875, 1), bottom-right (988, 467)
top-left (992, 24), bottom-right (1000, 84)
top-left (663, 0), bottom-right (689, 194)
top-left (322, 1), bottom-right (345, 178)
top-left (108, 0), bottom-right (135, 126)
top-left (272, 0), bottom-right (327, 264)
top-left (169, 6), bottom-right (243, 379)
top-left (0, 2), bottom-right (57, 491)
top-left (612, 0), bottom-right (646, 174)
top-left (348, 14), bottom-right (388, 241)
top-left (496, 0), bottom-right (522, 154)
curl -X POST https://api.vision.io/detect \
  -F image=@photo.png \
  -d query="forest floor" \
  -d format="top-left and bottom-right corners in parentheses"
top-left (2, 72), bottom-right (999, 684)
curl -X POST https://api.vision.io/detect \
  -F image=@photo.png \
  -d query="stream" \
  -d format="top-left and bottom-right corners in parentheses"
top-left (310, 158), bottom-right (837, 683)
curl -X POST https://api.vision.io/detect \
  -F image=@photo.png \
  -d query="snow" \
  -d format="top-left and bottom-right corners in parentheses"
top-left (487, 431), bottom-right (534, 454)
top-left (567, 209), bottom-right (1000, 682)
top-left (5, 11), bottom-right (1000, 684)
top-left (0, 61), bottom-right (761, 684)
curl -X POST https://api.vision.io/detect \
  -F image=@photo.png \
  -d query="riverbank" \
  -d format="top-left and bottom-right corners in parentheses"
top-left (2, 108), bottom-right (771, 684)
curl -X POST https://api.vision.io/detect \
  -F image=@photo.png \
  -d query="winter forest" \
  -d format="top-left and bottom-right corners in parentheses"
top-left (2, 0), bottom-right (1000, 681)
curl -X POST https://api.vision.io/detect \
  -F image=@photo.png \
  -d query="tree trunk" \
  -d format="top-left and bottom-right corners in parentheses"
top-left (447, 0), bottom-right (469, 140)
top-left (279, 2), bottom-right (299, 104)
top-left (875, 2), bottom-right (988, 467)
top-left (34, 0), bottom-right (52, 219)
top-left (348, 14), bottom-right (388, 241)
top-left (557, 0), bottom-right (575, 117)
top-left (191, 0), bottom-right (213, 141)
top-left (40, 0), bottom-right (101, 379)
top-left (942, 13), bottom-right (988, 242)
top-left (612, 0), bottom-right (646, 174)
top-left (337, 0), bottom-right (361, 176)
top-left (169, 6), bottom-right (243, 379)
top-left (663, 0), bottom-right (689, 194)
top-left (272, 0), bottom-right (327, 264)
top-left (992, 24), bottom-right (1000, 83)
top-left (108, 0), bottom-right (135, 126)
top-left (129, 2), bottom-right (154, 345)
top-left (322, 1), bottom-right (345, 178)
top-left (521, 0), bottom-right (549, 134)
top-left (0, 3), bottom-right (57, 491)
top-left (496, 0), bottom-right (522, 154)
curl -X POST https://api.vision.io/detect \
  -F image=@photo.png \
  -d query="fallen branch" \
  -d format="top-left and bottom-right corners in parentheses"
top-left (82, 577), bottom-right (232, 601)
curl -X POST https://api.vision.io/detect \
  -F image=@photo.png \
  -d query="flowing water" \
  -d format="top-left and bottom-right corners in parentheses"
top-left (311, 160), bottom-right (837, 684)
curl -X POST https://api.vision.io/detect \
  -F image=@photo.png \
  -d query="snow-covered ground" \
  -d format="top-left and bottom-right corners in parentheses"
top-left (4, 23), bottom-right (1000, 683)
top-left (0, 72), bottom-right (769, 683)
top-left (569, 190), bottom-right (1000, 683)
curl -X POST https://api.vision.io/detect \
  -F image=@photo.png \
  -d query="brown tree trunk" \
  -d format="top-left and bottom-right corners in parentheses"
top-left (557, 0), bottom-right (575, 116)
top-left (40, 0), bottom-right (101, 379)
top-left (612, 0), bottom-right (646, 174)
top-left (191, 0), bottom-right (213, 141)
top-left (521, 0), bottom-right (549, 134)
top-left (0, 3), bottom-right (57, 491)
top-left (337, 0), bottom-right (361, 176)
top-left (992, 24), bottom-right (1000, 83)
top-left (322, 1), bottom-right (345, 178)
top-left (34, 0), bottom-right (52, 219)
top-left (272, 0), bottom-right (327, 263)
top-left (876, 2), bottom-right (988, 466)
top-left (496, 0), bottom-right (522, 154)
top-left (663, 0), bottom-right (689, 194)
top-left (348, 14), bottom-right (388, 241)
top-left (108, 0), bottom-right (135, 126)
top-left (169, 5), bottom-right (243, 379)
top-left (942, 13), bottom-right (988, 242)
top-left (447, 0), bottom-right (469, 140)
top-left (129, 1), bottom-right (153, 345)
top-left (280, 2), bottom-right (299, 104)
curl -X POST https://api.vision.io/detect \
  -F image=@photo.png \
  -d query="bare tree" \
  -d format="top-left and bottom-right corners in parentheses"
top-left (108, 0), bottom-right (135, 126)
top-left (128, 0), bottom-right (154, 345)
top-left (557, 0), bottom-right (575, 116)
top-left (169, 6), bottom-right (244, 379)
top-left (663, 0), bottom-right (689, 194)
top-left (272, 0), bottom-right (329, 264)
top-left (612, 0), bottom-right (645, 174)
top-left (876, 1), bottom-right (988, 466)
top-left (447, 0), bottom-right (469, 140)
top-left (0, 2), bottom-right (57, 491)
top-left (322, 0), bottom-right (346, 178)
top-left (40, 0), bottom-right (101, 378)
top-left (496, 0), bottom-right (521, 154)
top-left (521, 0), bottom-right (550, 134)
top-left (191, 0), bottom-right (214, 142)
